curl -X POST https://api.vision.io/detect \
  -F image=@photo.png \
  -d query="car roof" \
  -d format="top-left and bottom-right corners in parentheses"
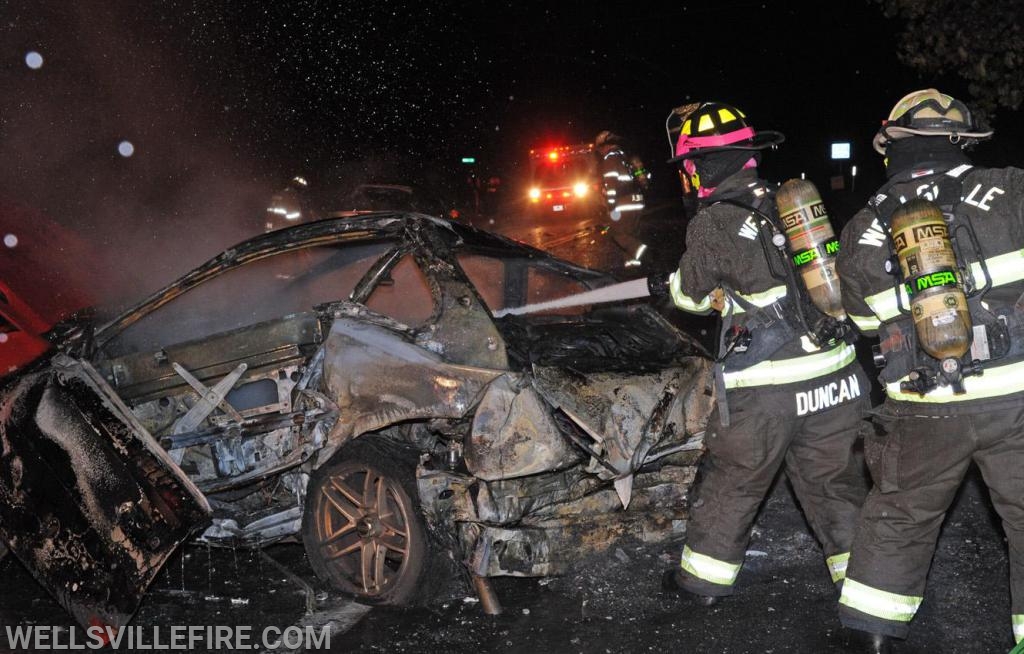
top-left (95, 212), bottom-right (610, 343)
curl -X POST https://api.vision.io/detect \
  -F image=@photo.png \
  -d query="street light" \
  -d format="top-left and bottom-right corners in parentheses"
top-left (830, 142), bottom-right (851, 160)
top-left (830, 141), bottom-right (852, 191)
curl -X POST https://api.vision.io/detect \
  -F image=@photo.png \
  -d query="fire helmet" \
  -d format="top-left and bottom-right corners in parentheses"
top-left (872, 88), bottom-right (993, 155)
top-left (595, 130), bottom-right (622, 148)
top-left (666, 102), bottom-right (784, 163)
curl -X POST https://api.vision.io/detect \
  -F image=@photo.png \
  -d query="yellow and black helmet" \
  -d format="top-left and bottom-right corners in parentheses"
top-left (665, 102), bottom-right (784, 163)
top-left (873, 89), bottom-right (993, 154)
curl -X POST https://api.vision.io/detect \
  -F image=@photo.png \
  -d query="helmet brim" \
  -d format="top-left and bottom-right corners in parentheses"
top-left (667, 130), bottom-right (785, 164)
top-left (872, 125), bottom-right (995, 154)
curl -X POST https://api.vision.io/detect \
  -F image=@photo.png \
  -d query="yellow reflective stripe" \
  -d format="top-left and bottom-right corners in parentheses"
top-left (885, 358), bottom-right (1024, 402)
top-left (827, 552), bottom-right (850, 583)
top-left (721, 285), bottom-right (788, 315)
top-left (865, 249), bottom-right (1024, 324)
top-left (970, 248), bottom-right (1024, 288)
top-left (849, 313), bottom-right (881, 332)
top-left (668, 272), bottom-right (712, 313)
top-left (724, 342), bottom-right (857, 389)
top-left (1013, 615), bottom-right (1024, 645)
top-left (666, 274), bottom-right (787, 317)
top-left (839, 578), bottom-right (922, 623)
top-left (679, 545), bottom-right (741, 586)
top-left (865, 286), bottom-right (907, 322)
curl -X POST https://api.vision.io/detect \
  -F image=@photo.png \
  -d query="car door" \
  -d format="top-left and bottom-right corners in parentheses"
top-left (0, 356), bottom-right (211, 631)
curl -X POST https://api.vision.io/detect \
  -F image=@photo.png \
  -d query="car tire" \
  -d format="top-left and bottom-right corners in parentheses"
top-left (302, 437), bottom-right (431, 606)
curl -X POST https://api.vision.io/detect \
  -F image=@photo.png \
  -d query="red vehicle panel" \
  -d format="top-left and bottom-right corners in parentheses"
top-left (0, 202), bottom-right (102, 375)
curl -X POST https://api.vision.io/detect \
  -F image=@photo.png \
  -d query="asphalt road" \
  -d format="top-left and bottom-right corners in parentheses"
top-left (485, 197), bottom-right (690, 276)
top-left (341, 469), bottom-right (1013, 654)
top-left (0, 469), bottom-right (1010, 654)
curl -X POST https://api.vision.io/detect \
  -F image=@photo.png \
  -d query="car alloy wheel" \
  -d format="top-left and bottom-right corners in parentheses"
top-left (303, 442), bottom-right (427, 605)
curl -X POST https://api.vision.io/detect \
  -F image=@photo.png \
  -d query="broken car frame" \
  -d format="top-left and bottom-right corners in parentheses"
top-left (0, 213), bottom-right (714, 627)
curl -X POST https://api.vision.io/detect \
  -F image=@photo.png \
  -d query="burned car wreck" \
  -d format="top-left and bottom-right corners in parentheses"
top-left (0, 213), bottom-right (713, 628)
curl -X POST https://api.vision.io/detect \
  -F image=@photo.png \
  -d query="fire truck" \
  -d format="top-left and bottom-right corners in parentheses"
top-left (526, 143), bottom-right (602, 217)
top-left (0, 203), bottom-right (102, 376)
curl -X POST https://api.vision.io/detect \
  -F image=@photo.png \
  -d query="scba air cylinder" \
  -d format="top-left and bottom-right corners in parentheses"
top-left (774, 179), bottom-right (845, 318)
top-left (890, 198), bottom-right (971, 361)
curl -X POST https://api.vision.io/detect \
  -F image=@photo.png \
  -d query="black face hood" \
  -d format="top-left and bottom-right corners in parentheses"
top-left (884, 136), bottom-right (972, 179)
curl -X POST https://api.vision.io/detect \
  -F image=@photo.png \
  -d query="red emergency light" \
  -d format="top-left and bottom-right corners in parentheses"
top-left (547, 150), bottom-right (560, 162)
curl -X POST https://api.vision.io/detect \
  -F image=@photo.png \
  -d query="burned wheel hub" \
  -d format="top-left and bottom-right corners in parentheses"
top-left (312, 462), bottom-right (414, 597)
top-left (356, 516), bottom-right (380, 538)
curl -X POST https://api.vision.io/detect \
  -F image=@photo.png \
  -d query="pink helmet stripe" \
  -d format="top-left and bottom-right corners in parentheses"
top-left (675, 126), bottom-right (756, 157)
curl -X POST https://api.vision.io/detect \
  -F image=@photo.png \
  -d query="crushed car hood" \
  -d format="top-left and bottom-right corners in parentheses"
top-left (531, 357), bottom-right (712, 506)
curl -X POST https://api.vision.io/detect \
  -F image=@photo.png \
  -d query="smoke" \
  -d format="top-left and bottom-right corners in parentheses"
top-left (0, 2), bottom-right (275, 312)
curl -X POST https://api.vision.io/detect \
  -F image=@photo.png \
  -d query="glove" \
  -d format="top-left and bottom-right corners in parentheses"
top-left (709, 288), bottom-right (726, 312)
top-left (647, 272), bottom-right (672, 298)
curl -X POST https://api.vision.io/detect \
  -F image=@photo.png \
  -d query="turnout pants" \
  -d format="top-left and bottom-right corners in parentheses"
top-left (676, 367), bottom-right (870, 597)
top-left (605, 208), bottom-right (646, 265)
top-left (839, 400), bottom-right (1024, 642)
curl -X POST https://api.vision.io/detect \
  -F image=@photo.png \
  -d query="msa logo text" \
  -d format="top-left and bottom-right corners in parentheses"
top-left (780, 202), bottom-right (827, 230)
top-left (906, 270), bottom-right (958, 296)
top-left (892, 223), bottom-right (948, 251)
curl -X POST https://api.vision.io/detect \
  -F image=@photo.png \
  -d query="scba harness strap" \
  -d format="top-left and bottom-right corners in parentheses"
top-left (875, 294), bottom-right (1020, 386)
top-left (870, 166), bottom-right (1024, 395)
top-left (717, 287), bottom-right (802, 370)
top-left (713, 190), bottom-right (850, 368)
top-left (709, 187), bottom-right (854, 424)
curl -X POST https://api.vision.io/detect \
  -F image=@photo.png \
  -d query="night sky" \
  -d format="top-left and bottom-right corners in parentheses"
top-left (1, 1), bottom-right (1018, 293)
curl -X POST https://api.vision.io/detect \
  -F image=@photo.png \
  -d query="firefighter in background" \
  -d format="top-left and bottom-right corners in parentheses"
top-left (463, 170), bottom-right (482, 218)
top-left (650, 102), bottom-right (870, 621)
top-left (265, 175), bottom-right (313, 233)
top-left (836, 89), bottom-right (1024, 651)
top-left (594, 130), bottom-right (648, 267)
top-left (481, 175), bottom-right (502, 217)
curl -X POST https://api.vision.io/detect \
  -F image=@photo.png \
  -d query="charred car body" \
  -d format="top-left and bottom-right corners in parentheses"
top-left (0, 213), bottom-right (713, 628)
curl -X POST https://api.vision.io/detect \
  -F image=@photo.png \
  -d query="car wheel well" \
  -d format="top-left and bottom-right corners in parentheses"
top-left (301, 432), bottom-right (441, 606)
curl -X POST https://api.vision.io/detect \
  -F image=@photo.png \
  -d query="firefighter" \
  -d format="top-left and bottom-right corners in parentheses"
top-left (835, 89), bottom-right (1024, 650)
top-left (594, 130), bottom-right (648, 266)
top-left (650, 102), bottom-right (870, 619)
top-left (265, 175), bottom-right (313, 233)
